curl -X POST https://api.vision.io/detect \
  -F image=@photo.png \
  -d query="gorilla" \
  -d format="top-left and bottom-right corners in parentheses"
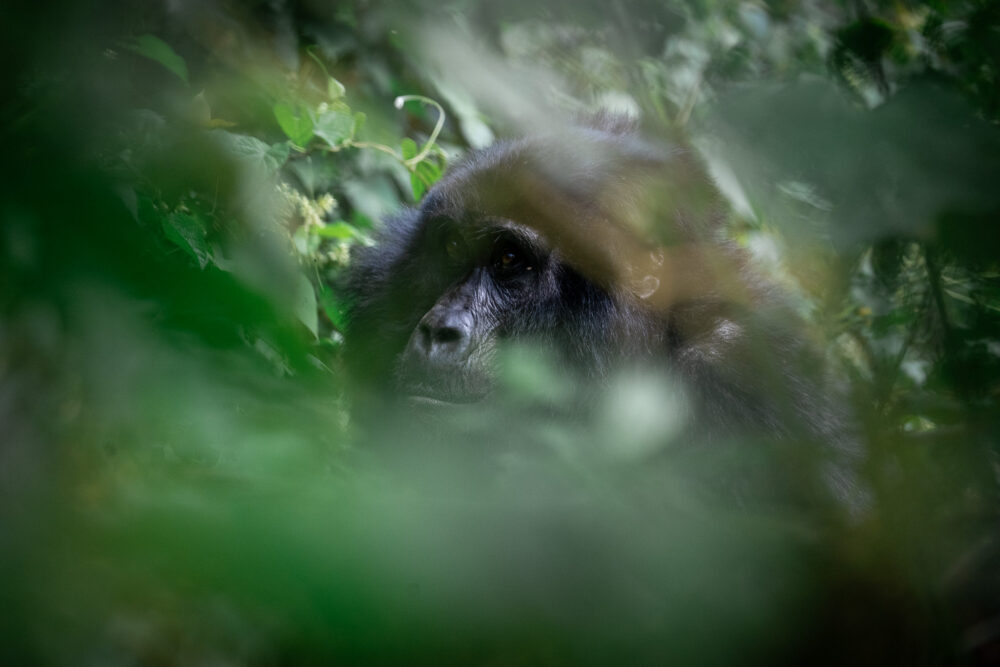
top-left (343, 116), bottom-right (862, 503)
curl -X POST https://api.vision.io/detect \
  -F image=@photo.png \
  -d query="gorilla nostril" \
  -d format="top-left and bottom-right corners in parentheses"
top-left (413, 316), bottom-right (467, 358)
top-left (433, 326), bottom-right (463, 345)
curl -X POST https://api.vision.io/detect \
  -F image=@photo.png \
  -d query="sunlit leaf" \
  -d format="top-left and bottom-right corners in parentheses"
top-left (416, 159), bottom-right (441, 182)
top-left (410, 172), bottom-right (426, 200)
top-left (400, 137), bottom-right (418, 160)
top-left (314, 222), bottom-right (358, 239)
top-left (409, 159), bottom-right (442, 201)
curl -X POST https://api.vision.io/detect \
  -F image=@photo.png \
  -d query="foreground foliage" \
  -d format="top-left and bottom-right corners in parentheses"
top-left (1, 1), bottom-right (998, 664)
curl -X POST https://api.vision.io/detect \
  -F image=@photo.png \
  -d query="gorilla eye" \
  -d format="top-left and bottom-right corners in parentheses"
top-left (444, 232), bottom-right (465, 261)
top-left (492, 242), bottom-right (532, 276)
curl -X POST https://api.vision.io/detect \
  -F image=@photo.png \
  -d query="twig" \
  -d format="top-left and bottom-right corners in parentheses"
top-left (394, 95), bottom-right (446, 168)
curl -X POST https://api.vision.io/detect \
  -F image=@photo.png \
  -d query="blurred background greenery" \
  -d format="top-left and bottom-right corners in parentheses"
top-left (1, 0), bottom-right (999, 664)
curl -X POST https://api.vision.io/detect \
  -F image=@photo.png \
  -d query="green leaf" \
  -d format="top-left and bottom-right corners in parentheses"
top-left (416, 159), bottom-right (442, 184)
top-left (343, 176), bottom-right (402, 224)
top-left (313, 110), bottom-right (355, 148)
top-left (221, 133), bottom-right (269, 156)
top-left (128, 34), bottom-right (189, 84)
top-left (352, 112), bottom-right (367, 135)
top-left (409, 160), bottom-right (442, 200)
top-left (162, 211), bottom-right (212, 269)
top-left (314, 222), bottom-right (358, 240)
top-left (293, 273), bottom-right (318, 338)
top-left (273, 103), bottom-right (314, 147)
top-left (319, 284), bottom-right (350, 332)
top-left (211, 132), bottom-right (288, 174)
top-left (327, 77), bottom-right (346, 100)
top-left (351, 210), bottom-right (374, 230)
top-left (410, 171), bottom-right (426, 201)
top-left (400, 138), bottom-right (418, 161)
top-left (265, 141), bottom-right (292, 170)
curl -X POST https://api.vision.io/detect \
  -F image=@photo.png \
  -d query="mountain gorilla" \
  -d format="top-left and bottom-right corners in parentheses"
top-left (343, 116), bottom-right (862, 504)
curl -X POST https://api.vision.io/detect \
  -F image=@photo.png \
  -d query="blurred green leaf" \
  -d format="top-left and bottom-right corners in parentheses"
top-left (266, 141), bottom-right (292, 169)
top-left (409, 172), bottom-right (426, 200)
top-left (314, 221), bottom-right (358, 239)
top-left (292, 224), bottom-right (320, 256)
top-left (400, 137), bottom-right (418, 160)
top-left (416, 159), bottom-right (441, 182)
top-left (327, 77), bottom-right (346, 100)
top-left (314, 109), bottom-right (355, 148)
top-left (410, 158), bottom-right (442, 200)
top-left (162, 211), bottom-right (212, 269)
top-left (319, 283), bottom-right (350, 331)
top-left (352, 111), bottom-right (367, 135)
top-left (212, 131), bottom-right (289, 174)
top-left (704, 82), bottom-right (1000, 246)
top-left (343, 176), bottom-right (401, 223)
top-left (273, 103), bottom-right (315, 147)
top-left (127, 34), bottom-right (189, 84)
top-left (293, 273), bottom-right (318, 337)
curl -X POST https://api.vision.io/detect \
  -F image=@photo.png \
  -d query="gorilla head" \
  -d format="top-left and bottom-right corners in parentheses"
top-left (390, 209), bottom-right (567, 403)
top-left (347, 119), bottom-right (727, 399)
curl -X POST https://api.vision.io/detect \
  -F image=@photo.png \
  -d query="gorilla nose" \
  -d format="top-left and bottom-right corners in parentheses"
top-left (415, 307), bottom-right (473, 361)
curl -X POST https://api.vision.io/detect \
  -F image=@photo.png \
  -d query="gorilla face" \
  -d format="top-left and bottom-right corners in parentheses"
top-left (394, 215), bottom-right (559, 403)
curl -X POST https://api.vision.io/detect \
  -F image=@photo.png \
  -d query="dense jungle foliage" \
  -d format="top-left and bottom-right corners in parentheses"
top-left (2, 1), bottom-right (999, 664)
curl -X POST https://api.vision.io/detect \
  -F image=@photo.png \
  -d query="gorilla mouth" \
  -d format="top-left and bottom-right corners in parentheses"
top-left (395, 356), bottom-right (493, 406)
top-left (406, 394), bottom-right (464, 408)
top-left (401, 381), bottom-right (487, 406)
